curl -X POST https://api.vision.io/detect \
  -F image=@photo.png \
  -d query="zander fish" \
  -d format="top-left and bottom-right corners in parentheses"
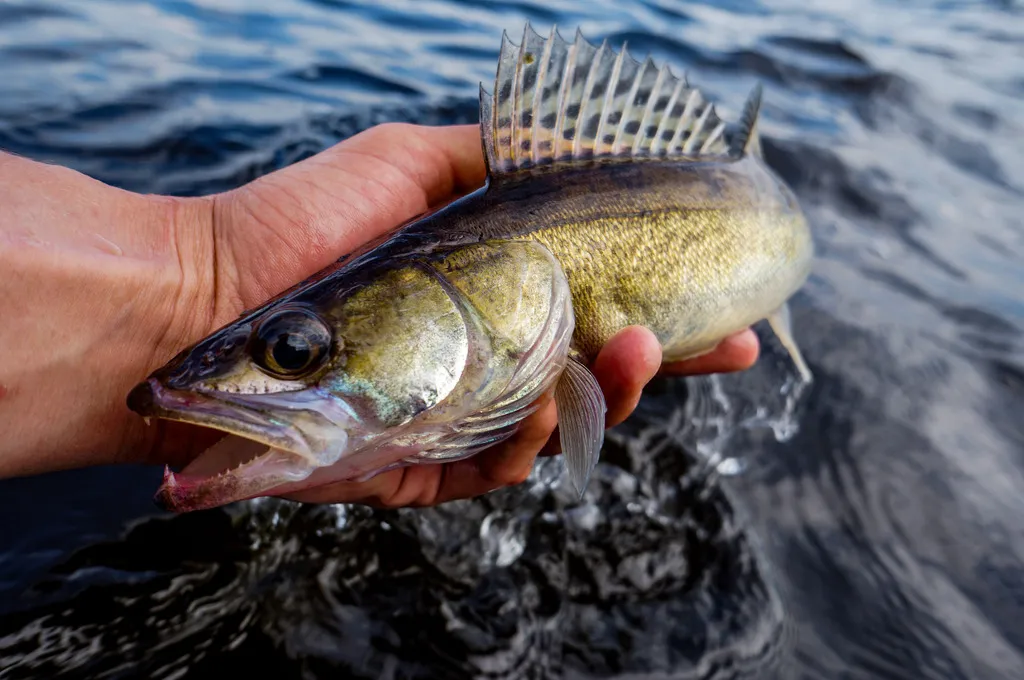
top-left (127, 24), bottom-right (813, 512)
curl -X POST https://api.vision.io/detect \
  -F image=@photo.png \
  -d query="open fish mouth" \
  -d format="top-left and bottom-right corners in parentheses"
top-left (126, 379), bottom-right (353, 512)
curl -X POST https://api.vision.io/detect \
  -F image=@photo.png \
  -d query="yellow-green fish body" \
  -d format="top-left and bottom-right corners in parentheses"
top-left (424, 157), bottom-right (811, 364)
top-left (127, 25), bottom-right (813, 512)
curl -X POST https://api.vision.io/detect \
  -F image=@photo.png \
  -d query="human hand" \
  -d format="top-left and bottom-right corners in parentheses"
top-left (0, 123), bottom-right (758, 507)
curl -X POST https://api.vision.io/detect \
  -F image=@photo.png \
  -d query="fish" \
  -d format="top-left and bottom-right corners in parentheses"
top-left (126, 24), bottom-right (813, 513)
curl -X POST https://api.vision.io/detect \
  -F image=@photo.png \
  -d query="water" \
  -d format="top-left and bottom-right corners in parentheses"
top-left (1, 0), bottom-right (1022, 678)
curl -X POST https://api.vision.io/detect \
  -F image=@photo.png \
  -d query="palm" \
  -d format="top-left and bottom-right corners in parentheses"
top-left (176, 123), bottom-right (759, 507)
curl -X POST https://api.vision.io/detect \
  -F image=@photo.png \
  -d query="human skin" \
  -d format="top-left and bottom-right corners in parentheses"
top-left (0, 123), bottom-right (759, 508)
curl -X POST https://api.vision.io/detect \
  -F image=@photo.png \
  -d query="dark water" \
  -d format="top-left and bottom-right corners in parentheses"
top-left (2, 0), bottom-right (1023, 678)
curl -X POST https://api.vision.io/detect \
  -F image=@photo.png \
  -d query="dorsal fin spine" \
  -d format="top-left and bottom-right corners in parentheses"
top-left (595, 45), bottom-right (627, 154)
top-left (573, 39), bottom-right (607, 158)
top-left (613, 52), bottom-right (645, 154)
top-left (700, 118), bottom-right (726, 154)
top-left (668, 89), bottom-right (698, 152)
top-left (684, 104), bottom-right (713, 154)
top-left (479, 83), bottom-right (494, 174)
top-left (632, 63), bottom-right (668, 156)
top-left (482, 25), bottom-right (740, 176)
top-left (511, 25), bottom-right (530, 167)
top-left (551, 32), bottom-right (577, 160)
top-left (492, 30), bottom-right (516, 170)
top-left (735, 83), bottom-right (764, 158)
top-left (530, 25), bottom-right (558, 166)
top-left (557, 29), bottom-right (589, 161)
top-left (650, 76), bottom-right (684, 156)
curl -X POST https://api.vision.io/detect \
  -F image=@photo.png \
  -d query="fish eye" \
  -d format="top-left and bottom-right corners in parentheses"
top-left (250, 308), bottom-right (332, 378)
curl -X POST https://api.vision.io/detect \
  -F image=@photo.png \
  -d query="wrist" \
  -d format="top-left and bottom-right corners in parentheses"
top-left (0, 151), bottom-right (217, 475)
top-left (119, 193), bottom-right (221, 467)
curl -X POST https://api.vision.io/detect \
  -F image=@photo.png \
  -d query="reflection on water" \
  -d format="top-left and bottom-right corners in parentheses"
top-left (1, 0), bottom-right (1023, 678)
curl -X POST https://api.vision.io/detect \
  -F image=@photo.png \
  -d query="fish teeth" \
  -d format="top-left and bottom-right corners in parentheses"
top-left (162, 466), bottom-right (178, 488)
top-left (209, 450), bottom-right (270, 481)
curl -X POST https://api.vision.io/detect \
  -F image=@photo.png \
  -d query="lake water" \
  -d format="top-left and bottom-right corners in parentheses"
top-left (1, 0), bottom-right (1022, 678)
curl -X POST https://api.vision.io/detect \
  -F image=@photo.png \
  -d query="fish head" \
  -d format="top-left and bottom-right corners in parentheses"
top-left (127, 301), bottom-right (371, 511)
top-left (127, 260), bottom-right (481, 513)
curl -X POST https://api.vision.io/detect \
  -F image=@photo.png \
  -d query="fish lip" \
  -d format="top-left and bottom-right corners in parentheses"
top-left (154, 463), bottom-right (274, 513)
top-left (128, 378), bottom-right (315, 458)
top-left (129, 379), bottom-right (367, 512)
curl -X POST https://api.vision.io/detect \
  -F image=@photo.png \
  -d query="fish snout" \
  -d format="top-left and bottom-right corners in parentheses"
top-left (126, 379), bottom-right (159, 415)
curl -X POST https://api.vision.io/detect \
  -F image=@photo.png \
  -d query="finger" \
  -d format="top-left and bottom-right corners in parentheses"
top-left (591, 326), bottom-right (664, 428)
top-left (449, 396), bottom-right (559, 492)
top-left (388, 395), bottom-right (558, 506)
top-left (660, 329), bottom-right (759, 376)
top-left (322, 123), bottom-right (486, 208)
top-left (218, 124), bottom-right (488, 308)
top-left (240, 123), bottom-right (484, 259)
top-left (539, 326), bottom-right (662, 458)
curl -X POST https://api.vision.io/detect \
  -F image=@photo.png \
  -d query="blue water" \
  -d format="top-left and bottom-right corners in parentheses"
top-left (1, 0), bottom-right (1023, 678)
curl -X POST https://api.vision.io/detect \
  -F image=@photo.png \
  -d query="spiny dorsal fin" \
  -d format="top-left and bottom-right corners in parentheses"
top-left (732, 83), bottom-right (764, 159)
top-left (479, 23), bottom-right (734, 177)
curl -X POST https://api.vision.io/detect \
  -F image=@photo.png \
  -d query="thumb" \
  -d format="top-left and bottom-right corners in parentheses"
top-left (212, 123), bottom-right (488, 313)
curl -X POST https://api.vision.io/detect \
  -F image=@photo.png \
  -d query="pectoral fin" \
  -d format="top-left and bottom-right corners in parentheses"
top-left (554, 356), bottom-right (607, 499)
top-left (767, 303), bottom-right (813, 382)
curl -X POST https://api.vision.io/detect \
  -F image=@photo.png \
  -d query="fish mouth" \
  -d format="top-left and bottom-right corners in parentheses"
top-left (127, 379), bottom-right (354, 513)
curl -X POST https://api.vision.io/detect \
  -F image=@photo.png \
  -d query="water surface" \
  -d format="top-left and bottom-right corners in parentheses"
top-left (1, 0), bottom-right (1022, 678)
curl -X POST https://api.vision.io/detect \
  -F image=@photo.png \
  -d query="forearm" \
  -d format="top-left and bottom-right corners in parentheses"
top-left (0, 151), bottom-right (213, 476)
